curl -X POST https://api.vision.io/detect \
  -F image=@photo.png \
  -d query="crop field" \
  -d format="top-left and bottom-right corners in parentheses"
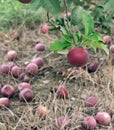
top-left (0, 0), bottom-right (114, 130)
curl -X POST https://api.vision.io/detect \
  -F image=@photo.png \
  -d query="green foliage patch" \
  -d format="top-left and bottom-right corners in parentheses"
top-left (0, 0), bottom-right (44, 30)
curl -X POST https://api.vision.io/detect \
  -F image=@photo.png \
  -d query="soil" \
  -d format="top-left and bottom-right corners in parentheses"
top-left (0, 25), bottom-right (114, 130)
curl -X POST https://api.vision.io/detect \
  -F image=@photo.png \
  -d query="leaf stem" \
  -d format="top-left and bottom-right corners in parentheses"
top-left (47, 12), bottom-right (50, 22)
top-left (63, 0), bottom-right (77, 46)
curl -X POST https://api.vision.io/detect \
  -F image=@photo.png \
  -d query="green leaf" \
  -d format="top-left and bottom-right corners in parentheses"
top-left (93, 42), bottom-right (109, 55)
top-left (61, 34), bottom-right (73, 43)
top-left (104, 0), bottom-right (114, 11)
top-left (31, 0), bottom-right (43, 9)
top-left (75, 32), bottom-right (82, 42)
top-left (50, 40), bottom-right (71, 51)
top-left (42, 0), bottom-right (60, 16)
top-left (60, 26), bottom-right (68, 35)
top-left (81, 10), bottom-right (94, 36)
top-left (88, 32), bottom-right (104, 42)
top-left (82, 35), bottom-right (109, 55)
top-left (71, 6), bottom-right (83, 26)
top-left (31, 0), bottom-right (60, 15)
top-left (71, 6), bottom-right (94, 35)
top-left (57, 49), bottom-right (69, 55)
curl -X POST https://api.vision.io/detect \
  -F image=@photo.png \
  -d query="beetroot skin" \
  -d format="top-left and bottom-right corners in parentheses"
top-left (19, 0), bottom-right (32, 4)
top-left (82, 116), bottom-right (97, 130)
top-left (67, 48), bottom-right (89, 67)
top-left (55, 116), bottom-right (70, 129)
top-left (57, 86), bottom-right (69, 99)
top-left (85, 96), bottom-right (98, 107)
top-left (95, 112), bottom-right (111, 125)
